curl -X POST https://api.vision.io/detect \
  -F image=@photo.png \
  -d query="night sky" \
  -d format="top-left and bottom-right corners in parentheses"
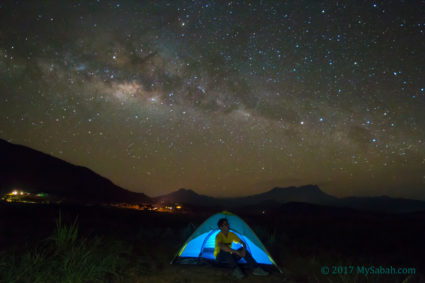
top-left (1, 1), bottom-right (424, 199)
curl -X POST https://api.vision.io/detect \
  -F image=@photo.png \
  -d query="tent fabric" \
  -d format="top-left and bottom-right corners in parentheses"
top-left (171, 211), bottom-right (283, 273)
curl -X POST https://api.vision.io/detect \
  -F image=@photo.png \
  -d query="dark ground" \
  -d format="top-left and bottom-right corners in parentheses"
top-left (0, 202), bottom-right (424, 282)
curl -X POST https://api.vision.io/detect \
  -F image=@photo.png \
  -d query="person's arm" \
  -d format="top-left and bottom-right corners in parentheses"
top-left (216, 233), bottom-right (235, 254)
top-left (239, 241), bottom-right (247, 257)
top-left (232, 233), bottom-right (246, 257)
top-left (218, 242), bottom-right (235, 253)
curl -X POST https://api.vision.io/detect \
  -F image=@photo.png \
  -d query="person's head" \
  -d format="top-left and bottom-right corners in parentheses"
top-left (217, 218), bottom-right (229, 232)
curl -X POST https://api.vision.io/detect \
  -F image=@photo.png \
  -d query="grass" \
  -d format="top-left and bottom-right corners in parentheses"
top-left (0, 205), bottom-right (423, 282)
top-left (50, 212), bottom-right (79, 251)
top-left (0, 214), bottom-right (130, 282)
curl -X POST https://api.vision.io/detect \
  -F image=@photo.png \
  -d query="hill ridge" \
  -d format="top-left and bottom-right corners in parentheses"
top-left (0, 139), bottom-right (149, 203)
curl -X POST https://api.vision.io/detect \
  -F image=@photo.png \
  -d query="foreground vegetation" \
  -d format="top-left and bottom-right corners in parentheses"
top-left (0, 214), bottom-right (130, 282)
top-left (0, 203), bottom-right (423, 282)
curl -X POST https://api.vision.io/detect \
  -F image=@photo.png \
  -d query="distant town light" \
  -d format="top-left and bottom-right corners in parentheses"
top-left (8, 190), bottom-right (25, 196)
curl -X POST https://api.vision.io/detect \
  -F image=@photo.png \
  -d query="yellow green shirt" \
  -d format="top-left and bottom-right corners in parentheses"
top-left (214, 231), bottom-right (242, 258)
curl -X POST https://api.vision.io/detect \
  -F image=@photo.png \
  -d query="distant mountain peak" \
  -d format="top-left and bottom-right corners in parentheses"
top-left (260, 185), bottom-right (324, 199)
top-left (270, 184), bottom-right (320, 192)
top-left (270, 186), bottom-right (294, 192)
top-left (177, 188), bottom-right (194, 192)
top-left (175, 188), bottom-right (198, 195)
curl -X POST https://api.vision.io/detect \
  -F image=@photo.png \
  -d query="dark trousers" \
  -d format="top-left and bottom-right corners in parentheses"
top-left (216, 248), bottom-right (258, 269)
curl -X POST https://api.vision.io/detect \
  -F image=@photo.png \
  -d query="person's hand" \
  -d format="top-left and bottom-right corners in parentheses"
top-left (232, 249), bottom-right (241, 256)
top-left (233, 249), bottom-right (245, 257)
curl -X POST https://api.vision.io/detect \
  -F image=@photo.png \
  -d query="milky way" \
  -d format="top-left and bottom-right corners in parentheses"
top-left (1, 1), bottom-right (424, 199)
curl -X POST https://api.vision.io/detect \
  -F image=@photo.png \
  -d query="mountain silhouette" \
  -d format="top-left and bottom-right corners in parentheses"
top-left (2, 139), bottom-right (424, 213)
top-left (337, 196), bottom-right (425, 213)
top-left (0, 139), bottom-right (149, 204)
top-left (223, 185), bottom-right (338, 206)
top-left (156, 186), bottom-right (425, 213)
top-left (156, 185), bottom-right (337, 207)
top-left (153, 188), bottom-right (219, 206)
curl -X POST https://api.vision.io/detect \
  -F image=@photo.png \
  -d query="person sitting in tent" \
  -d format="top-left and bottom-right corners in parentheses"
top-left (215, 218), bottom-right (269, 279)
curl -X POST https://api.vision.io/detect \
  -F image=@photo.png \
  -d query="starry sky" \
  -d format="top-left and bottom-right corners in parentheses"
top-left (1, 1), bottom-right (424, 199)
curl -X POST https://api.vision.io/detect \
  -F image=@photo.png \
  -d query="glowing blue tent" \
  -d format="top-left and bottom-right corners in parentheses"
top-left (171, 211), bottom-right (282, 273)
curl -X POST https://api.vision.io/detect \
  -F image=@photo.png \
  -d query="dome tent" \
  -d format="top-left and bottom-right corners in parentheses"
top-left (170, 211), bottom-right (283, 273)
